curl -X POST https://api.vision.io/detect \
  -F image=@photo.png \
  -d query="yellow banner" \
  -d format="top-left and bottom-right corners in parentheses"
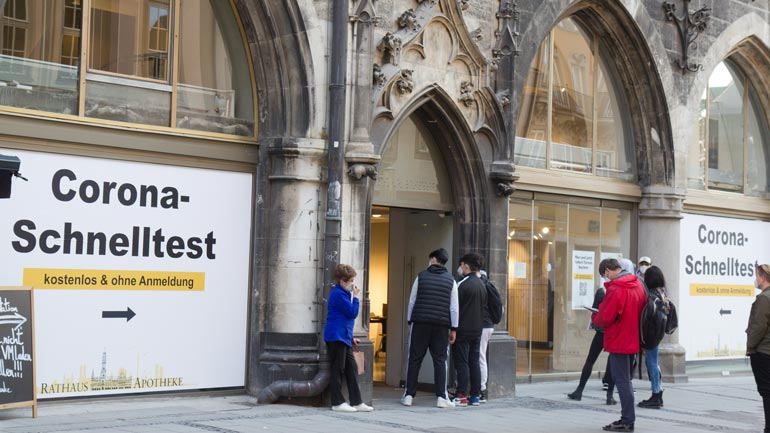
top-left (689, 283), bottom-right (754, 297)
top-left (573, 273), bottom-right (594, 280)
top-left (23, 268), bottom-right (204, 291)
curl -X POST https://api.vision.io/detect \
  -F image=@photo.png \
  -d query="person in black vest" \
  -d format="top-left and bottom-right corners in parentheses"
top-left (401, 247), bottom-right (459, 409)
top-left (452, 253), bottom-right (487, 407)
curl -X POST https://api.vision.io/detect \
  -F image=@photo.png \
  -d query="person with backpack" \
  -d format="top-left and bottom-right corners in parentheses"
top-left (638, 265), bottom-right (674, 409)
top-left (746, 263), bottom-right (770, 433)
top-left (567, 282), bottom-right (616, 405)
top-left (592, 258), bottom-right (646, 432)
top-left (478, 269), bottom-right (502, 403)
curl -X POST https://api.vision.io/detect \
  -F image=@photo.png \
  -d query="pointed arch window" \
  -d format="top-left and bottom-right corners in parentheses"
top-left (515, 17), bottom-right (635, 181)
top-left (689, 60), bottom-right (770, 198)
top-left (0, 0), bottom-right (255, 139)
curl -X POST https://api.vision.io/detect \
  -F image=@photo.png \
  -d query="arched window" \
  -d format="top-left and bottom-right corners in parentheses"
top-left (515, 17), bottom-right (634, 181)
top-left (0, 0), bottom-right (254, 138)
top-left (689, 61), bottom-right (770, 198)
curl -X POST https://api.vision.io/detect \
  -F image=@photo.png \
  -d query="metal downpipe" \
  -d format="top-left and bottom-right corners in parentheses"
top-left (257, 0), bottom-right (349, 404)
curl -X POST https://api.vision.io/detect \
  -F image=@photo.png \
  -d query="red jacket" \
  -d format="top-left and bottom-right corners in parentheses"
top-left (592, 273), bottom-right (646, 354)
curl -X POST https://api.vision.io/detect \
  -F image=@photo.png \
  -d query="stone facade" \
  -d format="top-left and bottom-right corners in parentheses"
top-left (243, 0), bottom-right (770, 402)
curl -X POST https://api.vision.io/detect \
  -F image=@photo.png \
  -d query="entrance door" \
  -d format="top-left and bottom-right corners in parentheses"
top-left (368, 206), bottom-right (453, 387)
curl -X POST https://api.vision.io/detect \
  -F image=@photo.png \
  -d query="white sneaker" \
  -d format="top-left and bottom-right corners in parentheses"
top-left (353, 403), bottom-right (374, 412)
top-left (331, 402), bottom-right (357, 412)
top-left (401, 395), bottom-right (413, 406)
top-left (437, 396), bottom-right (455, 408)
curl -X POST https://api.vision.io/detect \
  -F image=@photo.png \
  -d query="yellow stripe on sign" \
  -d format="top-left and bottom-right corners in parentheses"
top-left (689, 283), bottom-right (754, 297)
top-left (573, 273), bottom-right (594, 280)
top-left (23, 268), bottom-right (204, 291)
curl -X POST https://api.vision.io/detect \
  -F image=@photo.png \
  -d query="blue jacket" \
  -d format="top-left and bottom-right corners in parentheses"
top-left (324, 284), bottom-right (359, 346)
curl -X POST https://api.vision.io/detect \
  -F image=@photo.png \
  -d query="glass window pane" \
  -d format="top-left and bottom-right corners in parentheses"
top-left (176, 0), bottom-right (254, 136)
top-left (565, 205), bottom-right (601, 375)
top-left (595, 57), bottom-right (634, 181)
top-left (507, 199), bottom-right (534, 376)
top-left (689, 89), bottom-right (708, 189)
top-left (747, 86), bottom-right (770, 198)
top-left (85, 80), bottom-right (170, 126)
top-left (89, 0), bottom-right (170, 81)
top-left (551, 18), bottom-right (594, 174)
top-left (0, 1), bottom-right (80, 114)
top-left (515, 36), bottom-right (549, 169)
top-left (707, 62), bottom-right (744, 193)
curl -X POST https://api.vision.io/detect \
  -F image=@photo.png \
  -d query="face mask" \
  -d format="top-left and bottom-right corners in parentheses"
top-left (457, 266), bottom-right (464, 277)
top-left (639, 265), bottom-right (649, 275)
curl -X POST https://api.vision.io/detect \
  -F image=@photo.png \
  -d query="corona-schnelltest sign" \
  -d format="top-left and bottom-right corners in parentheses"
top-left (679, 213), bottom-right (770, 360)
top-left (0, 149), bottom-right (252, 398)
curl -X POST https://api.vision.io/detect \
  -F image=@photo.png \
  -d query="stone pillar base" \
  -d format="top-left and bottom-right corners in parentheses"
top-left (487, 333), bottom-right (517, 398)
top-left (659, 342), bottom-right (688, 383)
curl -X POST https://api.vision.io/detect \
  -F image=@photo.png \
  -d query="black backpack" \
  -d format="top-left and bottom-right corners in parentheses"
top-left (485, 279), bottom-right (503, 325)
top-left (639, 286), bottom-right (670, 350)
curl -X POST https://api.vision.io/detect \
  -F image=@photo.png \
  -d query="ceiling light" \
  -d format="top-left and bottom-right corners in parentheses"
top-left (542, 227), bottom-right (550, 234)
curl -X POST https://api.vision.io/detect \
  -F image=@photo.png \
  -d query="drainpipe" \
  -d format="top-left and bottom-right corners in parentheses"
top-left (257, 0), bottom-right (349, 404)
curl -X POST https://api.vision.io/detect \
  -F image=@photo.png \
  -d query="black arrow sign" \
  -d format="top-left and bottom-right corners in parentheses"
top-left (102, 307), bottom-right (136, 321)
top-left (719, 308), bottom-right (732, 316)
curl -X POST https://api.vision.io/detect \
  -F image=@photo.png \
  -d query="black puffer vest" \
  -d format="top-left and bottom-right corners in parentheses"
top-left (410, 264), bottom-right (454, 326)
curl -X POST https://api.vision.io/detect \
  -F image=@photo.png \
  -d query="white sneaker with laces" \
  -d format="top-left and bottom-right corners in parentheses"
top-left (353, 403), bottom-right (374, 412)
top-left (437, 396), bottom-right (455, 408)
top-left (401, 395), bottom-right (413, 406)
top-left (331, 402), bottom-right (357, 412)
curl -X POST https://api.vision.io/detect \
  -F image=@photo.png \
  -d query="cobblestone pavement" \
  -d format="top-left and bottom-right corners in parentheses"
top-left (0, 375), bottom-right (764, 433)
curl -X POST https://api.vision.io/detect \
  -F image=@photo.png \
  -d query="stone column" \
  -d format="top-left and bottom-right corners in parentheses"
top-left (639, 185), bottom-right (688, 383)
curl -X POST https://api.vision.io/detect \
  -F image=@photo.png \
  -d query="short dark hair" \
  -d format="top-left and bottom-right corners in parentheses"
top-left (644, 266), bottom-right (666, 289)
top-left (598, 258), bottom-right (621, 275)
top-left (334, 264), bottom-right (357, 282)
top-left (429, 248), bottom-right (449, 265)
top-left (460, 253), bottom-right (483, 272)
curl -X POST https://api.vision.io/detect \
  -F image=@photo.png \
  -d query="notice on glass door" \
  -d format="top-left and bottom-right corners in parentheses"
top-left (571, 250), bottom-right (595, 310)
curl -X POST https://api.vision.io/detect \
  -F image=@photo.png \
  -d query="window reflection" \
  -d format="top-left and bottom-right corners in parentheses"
top-left (0, 1), bottom-right (80, 114)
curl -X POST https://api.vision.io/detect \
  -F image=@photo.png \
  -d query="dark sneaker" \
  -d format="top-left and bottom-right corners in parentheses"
top-left (567, 391), bottom-right (582, 401)
top-left (602, 382), bottom-right (609, 391)
top-left (469, 395), bottom-right (480, 406)
top-left (602, 420), bottom-right (634, 432)
top-left (479, 389), bottom-right (487, 403)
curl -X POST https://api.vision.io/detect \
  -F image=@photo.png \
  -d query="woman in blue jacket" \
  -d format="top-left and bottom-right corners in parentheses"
top-left (324, 264), bottom-right (373, 412)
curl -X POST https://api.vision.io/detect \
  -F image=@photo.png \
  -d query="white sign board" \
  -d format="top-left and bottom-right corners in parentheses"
top-left (0, 149), bottom-right (253, 397)
top-left (679, 213), bottom-right (770, 360)
top-left (571, 250), bottom-right (595, 310)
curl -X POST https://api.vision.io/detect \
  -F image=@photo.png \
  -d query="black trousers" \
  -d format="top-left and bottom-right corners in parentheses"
top-left (576, 331), bottom-right (614, 393)
top-left (405, 323), bottom-right (450, 398)
top-left (750, 352), bottom-right (770, 432)
top-left (327, 341), bottom-right (362, 406)
top-left (453, 333), bottom-right (482, 397)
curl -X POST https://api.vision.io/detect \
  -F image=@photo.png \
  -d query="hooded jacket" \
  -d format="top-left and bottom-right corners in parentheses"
top-left (592, 271), bottom-right (646, 354)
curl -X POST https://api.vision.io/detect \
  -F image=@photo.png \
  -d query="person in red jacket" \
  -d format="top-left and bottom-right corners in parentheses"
top-left (592, 258), bottom-right (646, 432)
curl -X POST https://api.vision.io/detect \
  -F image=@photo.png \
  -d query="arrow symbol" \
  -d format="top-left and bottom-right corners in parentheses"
top-left (0, 313), bottom-right (27, 329)
top-left (719, 308), bottom-right (732, 316)
top-left (102, 307), bottom-right (136, 322)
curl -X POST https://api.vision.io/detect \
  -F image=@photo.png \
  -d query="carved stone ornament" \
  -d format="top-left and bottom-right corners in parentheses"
top-left (496, 182), bottom-right (516, 197)
top-left (347, 163), bottom-right (379, 181)
top-left (398, 9), bottom-right (420, 31)
top-left (471, 28), bottom-right (483, 42)
top-left (417, 0), bottom-right (439, 5)
top-left (373, 63), bottom-right (386, 87)
top-left (489, 49), bottom-right (502, 71)
top-left (496, 89), bottom-right (510, 107)
top-left (378, 32), bottom-right (403, 66)
top-left (458, 0), bottom-right (469, 11)
top-left (459, 81), bottom-right (475, 106)
top-left (396, 69), bottom-right (415, 95)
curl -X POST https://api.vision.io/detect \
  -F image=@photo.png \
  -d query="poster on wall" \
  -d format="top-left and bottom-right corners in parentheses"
top-left (679, 213), bottom-right (770, 361)
top-left (0, 149), bottom-right (253, 398)
top-left (571, 250), bottom-right (595, 310)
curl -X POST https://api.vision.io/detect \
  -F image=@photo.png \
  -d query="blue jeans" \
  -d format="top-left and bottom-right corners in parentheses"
top-left (645, 346), bottom-right (661, 393)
